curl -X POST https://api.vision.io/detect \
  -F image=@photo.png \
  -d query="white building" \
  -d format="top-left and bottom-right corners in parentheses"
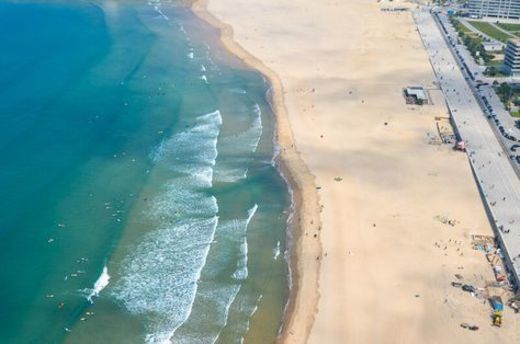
top-left (504, 39), bottom-right (520, 75)
top-left (468, 0), bottom-right (520, 20)
top-left (404, 86), bottom-right (429, 104)
top-left (482, 41), bottom-right (504, 51)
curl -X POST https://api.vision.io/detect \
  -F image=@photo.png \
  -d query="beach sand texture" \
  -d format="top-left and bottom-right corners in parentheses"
top-left (195, 0), bottom-right (520, 343)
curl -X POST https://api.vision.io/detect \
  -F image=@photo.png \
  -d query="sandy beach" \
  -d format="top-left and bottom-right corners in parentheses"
top-left (193, 0), bottom-right (520, 343)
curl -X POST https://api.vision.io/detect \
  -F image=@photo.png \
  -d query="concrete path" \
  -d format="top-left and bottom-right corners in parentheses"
top-left (490, 22), bottom-right (518, 40)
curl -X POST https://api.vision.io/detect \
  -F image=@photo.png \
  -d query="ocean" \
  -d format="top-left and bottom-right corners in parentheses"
top-left (0, 1), bottom-right (290, 343)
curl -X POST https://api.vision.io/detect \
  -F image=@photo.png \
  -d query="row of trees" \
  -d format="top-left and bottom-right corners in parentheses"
top-left (450, 17), bottom-right (495, 63)
top-left (494, 82), bottom-right (520, 111)
top-left (462, 34), bottom-right (495, 63)
top-left (485, 66), bottom-right (500, 76)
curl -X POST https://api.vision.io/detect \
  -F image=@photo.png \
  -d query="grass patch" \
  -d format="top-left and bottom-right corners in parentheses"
top-left (452, 18), bottom-right (472, 34)
top-left (511, 110), bottom-right (520, 118)
top-left (467, 20), bottom-right (514, 42)
top-left (496, 23), bottom-right (520, 32)
top-left (450, 17), bottom-right (496, 64)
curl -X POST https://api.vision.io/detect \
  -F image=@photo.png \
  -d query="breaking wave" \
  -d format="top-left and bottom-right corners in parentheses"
top-left (111, 110), bottom-right (223, 343)
top-left (85, 265), bottom-right (110, 303)
top-left (214, 104), bottom-right (263, 183)
top-left (170, 205), bottom-right (258, 344)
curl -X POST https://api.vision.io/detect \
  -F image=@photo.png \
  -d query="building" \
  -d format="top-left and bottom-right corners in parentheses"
top-left (404, 86), bottom-right (429, 105)
top-left (482, 41), bottom-right (504, 52)
top-left (504, 39), bottom-right (520, 75)
top-left (468, 0), bottom-right (520, 20)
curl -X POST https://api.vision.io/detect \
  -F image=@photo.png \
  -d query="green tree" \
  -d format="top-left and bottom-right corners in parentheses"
top-left (485, 66), bottom-right (498, 76)
top-left (497, 82), bottom-right (513, 110)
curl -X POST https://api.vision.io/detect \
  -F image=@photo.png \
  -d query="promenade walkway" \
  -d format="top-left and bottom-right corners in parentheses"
top-left (415, 9), bottom-right (520, 291)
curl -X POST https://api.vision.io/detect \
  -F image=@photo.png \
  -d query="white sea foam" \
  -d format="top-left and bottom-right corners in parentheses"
top-left (250, 104), bottom-right (263, 153)
top-left (226, 292), bottom-right (264, 344)
top-left (221, 104), bottom-right (262, 153)
top-left (272, 142), bottom-right (281, 166)
top-left (214, 167), bottom-right (249, 184)
top-left (238, 294), bottom-right (264, 343)
top-left (111, 109), bottom-right (224, 343)
top-left (86, 265), bottom-right (110, 303)
top-left (170, 205), bottom-right (258, 344)
top-left (273, 241), bottom-right (281, 260)
top-left (111, 217), bottom-right (219, 344)
top-left (233, 236), bottom-right (248, 281)
top-left (246, 204), bottom-right (258, 226)
top-left (149, 112), bottom-right (223, 227)
top-left (149, 186), bottom-right (218, 221)
top-left (250, 295), bottom-right (263, 318)
top-left (215, 286), bottom-right (240, 338)
top-left (230, 89), bottom-right (247, 94)
top-left (214, 104), bottom-right (263, 183)
top-left (188, 52), bottom-right (194, 59)
top-left (151, 110), bottom-right (222, 187)
top-left (153, 5), bottom-right (169, 21)
top-left (204, 55), bottom-right (219, 72)
top-left (232, 205), bottom-right (257, 281)
top-left (172, 284), bottom-right (241, 344)
top-left (200, 75), bottom-right (208, 84)
top-left (200, 64), bottom-right (206, 72)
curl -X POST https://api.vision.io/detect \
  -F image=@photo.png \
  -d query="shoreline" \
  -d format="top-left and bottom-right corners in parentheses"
top-left (191, 0), bottom-right (322, 343)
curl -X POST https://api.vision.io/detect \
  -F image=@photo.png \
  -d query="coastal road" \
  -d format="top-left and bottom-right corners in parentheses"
top-left (434, 13), bottom-right (520, 171)
top-left (478, 84), bottom-right (520, 144)
top-left (415, 9), bottom-right (520, 290)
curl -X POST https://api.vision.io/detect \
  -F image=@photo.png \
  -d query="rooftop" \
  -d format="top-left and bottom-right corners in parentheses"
top-left (507, 38), bottom-right (520, 47)
top-left (405, 87), bottom-right (428, 100)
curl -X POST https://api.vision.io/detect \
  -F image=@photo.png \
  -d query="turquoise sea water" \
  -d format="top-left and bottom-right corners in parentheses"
top-left (0, 1), bottom-right (290, 343)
